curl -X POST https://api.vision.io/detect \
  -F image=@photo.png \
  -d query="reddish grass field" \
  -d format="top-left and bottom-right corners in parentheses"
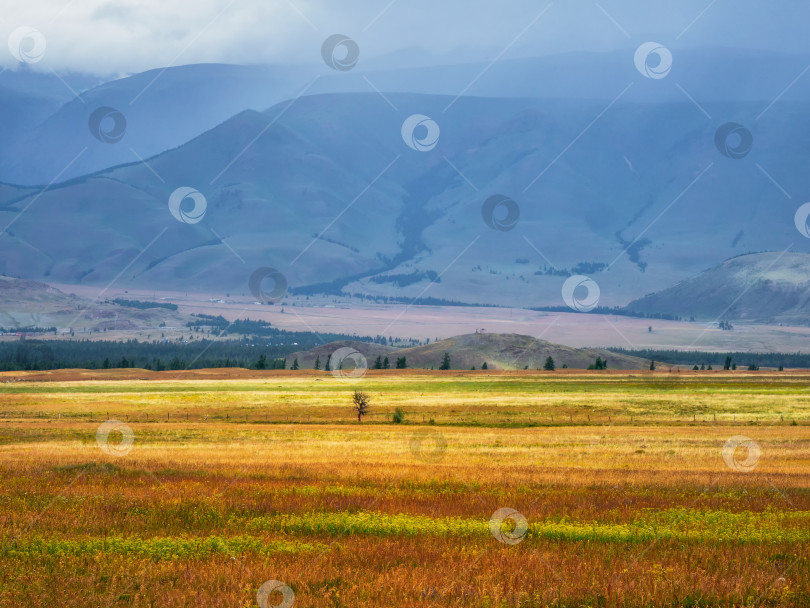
top-left (1, 370), bottom-right (809, 606)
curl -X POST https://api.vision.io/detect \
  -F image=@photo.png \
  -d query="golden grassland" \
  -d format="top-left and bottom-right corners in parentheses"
top-left (1, 370), bottom-right (809, 607)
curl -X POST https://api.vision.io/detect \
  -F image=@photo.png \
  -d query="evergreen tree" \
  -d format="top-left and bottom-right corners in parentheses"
top-left (314, 356), bottom-right (321, 370)
top-left (396, 356), bottom-right (407, 369)
top-left (588, 357), bottom-right (606, 370)
top-left (481, 362), bottom-right (488, 370)
top-left (439, 352), bottom-right (451, 370)
top-left (291, 358), bottom-right (299, 370)
top-left (544, 356), bottom-right (556, 371)
top-left (649, 360), bottom-right (656, 371)
top-left (374, 355), bottom-right (383, 369)
top-left (255, 354), bottom-right (267, 370)
top-left (383, 356), bottom-right (390, 369)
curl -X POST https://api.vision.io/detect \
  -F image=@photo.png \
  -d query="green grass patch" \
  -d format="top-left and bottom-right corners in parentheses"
top-left (1, 535), bottom-right (324, 560)
top-left (244, 508), bottom-right (810, 544)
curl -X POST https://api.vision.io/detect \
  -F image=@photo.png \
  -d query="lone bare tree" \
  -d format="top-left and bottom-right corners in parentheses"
top-left (352, 391), bottom-right (371, 422)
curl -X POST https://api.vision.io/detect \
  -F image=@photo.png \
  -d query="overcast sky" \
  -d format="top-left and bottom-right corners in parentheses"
top-left (2, 0), bottom-right (809, 76)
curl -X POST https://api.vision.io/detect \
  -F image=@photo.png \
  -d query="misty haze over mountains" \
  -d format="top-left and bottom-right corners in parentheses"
top-left (2, 1), bottom-right (810, 322)
top-left (3, 47), bottom-right (810, 185)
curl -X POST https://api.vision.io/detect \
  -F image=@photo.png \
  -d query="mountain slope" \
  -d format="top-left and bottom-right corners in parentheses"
top-left (0, 70), bottom-right (103, 159)
top-left (0, 275), bottom-right (188, 332)
top-left (0, 91), bottom-right (807, 308)
top-left (626, 252), bottom-right (810, 323)
top-left (0, 64), bottom-right (310, 185)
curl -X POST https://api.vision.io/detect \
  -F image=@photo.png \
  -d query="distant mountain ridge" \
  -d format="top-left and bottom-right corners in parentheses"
top-left (4, 46), bottom-right (810, 184)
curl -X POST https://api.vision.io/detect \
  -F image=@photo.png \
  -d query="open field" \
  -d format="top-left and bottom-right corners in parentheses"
top-left (2, 370), bottom-right (809, 606)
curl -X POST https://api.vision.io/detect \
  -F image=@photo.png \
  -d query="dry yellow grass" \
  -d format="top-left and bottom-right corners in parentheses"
top-left (1, 370), bottom-right (809, 606)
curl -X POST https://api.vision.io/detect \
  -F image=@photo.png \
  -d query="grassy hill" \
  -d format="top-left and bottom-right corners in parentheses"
top-left (290, 332), bottom-right (648, 371)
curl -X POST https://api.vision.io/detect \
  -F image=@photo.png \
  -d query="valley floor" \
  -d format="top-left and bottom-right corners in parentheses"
top-left (1, 371), bottom-right (809, 606)
top-left (43, 283), bottom-right (810, 353)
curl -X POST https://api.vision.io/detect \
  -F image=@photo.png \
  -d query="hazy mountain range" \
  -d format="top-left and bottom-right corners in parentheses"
top-left (1, 47), bottom-right (809, 313)
top-left (4, 47), bottom-right (810, 185)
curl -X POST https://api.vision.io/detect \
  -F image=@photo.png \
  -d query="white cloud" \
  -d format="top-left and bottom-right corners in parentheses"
top-left (1, 0), bottom-right (809, 76)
